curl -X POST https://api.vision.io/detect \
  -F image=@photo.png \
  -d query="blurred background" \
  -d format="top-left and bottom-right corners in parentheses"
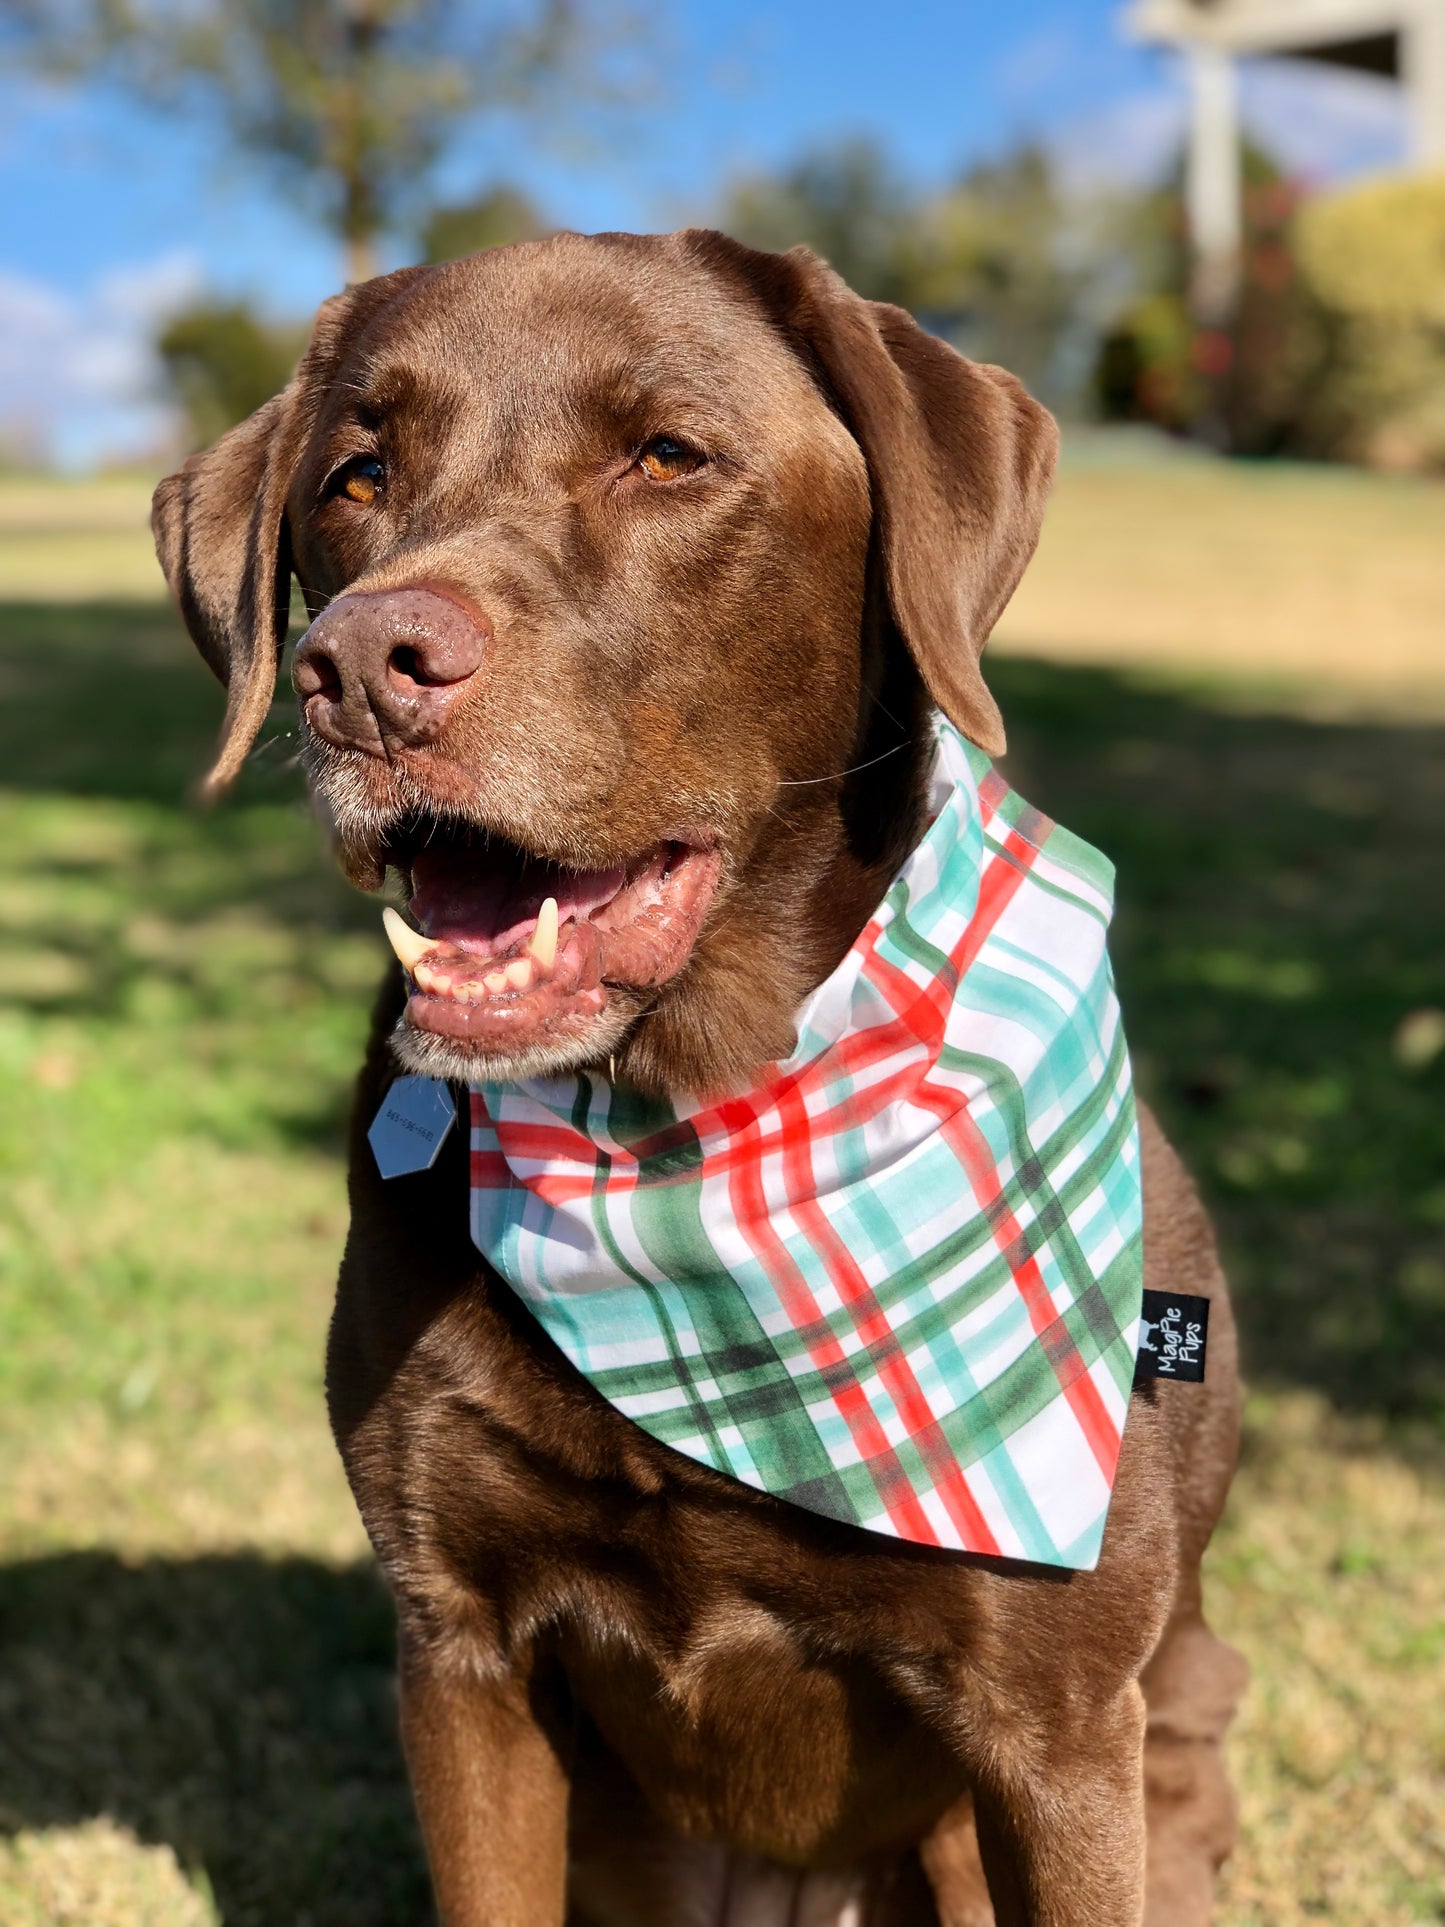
top-left (0, 1), bottom-right (1442, 1922)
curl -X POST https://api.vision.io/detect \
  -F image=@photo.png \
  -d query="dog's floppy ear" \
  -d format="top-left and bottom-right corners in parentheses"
top-left (152, 267), bottom-right (429, 795)
top-left (685, 232), bottom-right (1059, 756)
top-left (152, 390), bottom-right (299, 796)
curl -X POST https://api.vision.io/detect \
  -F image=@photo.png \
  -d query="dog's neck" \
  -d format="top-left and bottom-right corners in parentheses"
top-left (611, 645), bottom-right (938, 1099)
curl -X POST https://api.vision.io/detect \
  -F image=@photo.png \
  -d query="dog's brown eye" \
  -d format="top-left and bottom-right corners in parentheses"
top-left (637, 436), bottom-right (705, 482)
top-left (333, 456), bottom-right (386, 506)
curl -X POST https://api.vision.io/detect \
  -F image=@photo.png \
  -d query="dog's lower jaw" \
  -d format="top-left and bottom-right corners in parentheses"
top-left (389, 994), bottom-right (643, 1088)
top-left (387, 949), bottom-right (808, 1097)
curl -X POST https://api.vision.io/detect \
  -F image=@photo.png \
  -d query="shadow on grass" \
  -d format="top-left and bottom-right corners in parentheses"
top-left (990, 655), bottom-right (1445, 1430)
top-left (1, 602), bottom-right (377, 1158)
top-left (0, 601), bottom-right (289, 806)
top-left (2, 603), bottom-right (1443, 1921)
top-left (0, 1551), bottom-right (431, 1927)
top-left (3, 603), bottom-right (1442, 1419)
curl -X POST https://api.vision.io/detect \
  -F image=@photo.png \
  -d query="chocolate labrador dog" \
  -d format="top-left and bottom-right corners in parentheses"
top-left (153, 230), bottom-right (1247, 1926)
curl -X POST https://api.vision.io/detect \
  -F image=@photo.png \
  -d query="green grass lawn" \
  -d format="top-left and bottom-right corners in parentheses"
top-left (1, 468), bottom-right (1442, 1923)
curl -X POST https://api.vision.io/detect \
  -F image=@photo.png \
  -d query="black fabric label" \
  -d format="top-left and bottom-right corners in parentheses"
top-left (1134, 1290), bottom-right (1209, 1384)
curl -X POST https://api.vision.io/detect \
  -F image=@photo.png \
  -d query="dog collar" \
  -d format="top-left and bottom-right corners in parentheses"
top-left (467, 721), bottom-right (1143, 1570)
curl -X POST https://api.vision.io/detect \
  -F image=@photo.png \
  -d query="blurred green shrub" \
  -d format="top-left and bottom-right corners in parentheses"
top-left (1094, 291), bottom-right (1203, 434)
top-left (907, 147), bottom-right (1087, 405)
top-left (721, 139), bottom-right (918, 309)
top-left (1095, 157), bottom-right (1445, 470)
top-left (156, 302), bottom-right (307, 450)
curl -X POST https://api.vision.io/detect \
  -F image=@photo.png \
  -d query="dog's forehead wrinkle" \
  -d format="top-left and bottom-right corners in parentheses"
top-left (335, 242), bottom-right (818, 461)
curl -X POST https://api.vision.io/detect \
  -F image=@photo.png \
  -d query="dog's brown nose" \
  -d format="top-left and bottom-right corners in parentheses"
top-left (293, 586), bottom-right (489, 756)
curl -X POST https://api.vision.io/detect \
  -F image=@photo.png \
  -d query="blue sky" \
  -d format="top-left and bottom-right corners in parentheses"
top-left (1, 0), bottom-right (1407, 464)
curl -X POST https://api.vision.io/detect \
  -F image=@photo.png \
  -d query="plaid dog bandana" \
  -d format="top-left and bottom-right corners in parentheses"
top-left (469, 721), bottom-right (1143, 1571)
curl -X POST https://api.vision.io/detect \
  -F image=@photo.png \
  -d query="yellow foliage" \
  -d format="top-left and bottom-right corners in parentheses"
top-left (1295, 171), bottom-right (1445, 324)
top-left (1293, 172), bottom-right (1445, 468)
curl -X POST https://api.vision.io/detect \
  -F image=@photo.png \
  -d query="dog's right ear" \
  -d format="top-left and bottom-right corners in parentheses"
top-left (152, 268), bottom-right (429, 796)
top-left (152, 389), bottom-right (299, 797)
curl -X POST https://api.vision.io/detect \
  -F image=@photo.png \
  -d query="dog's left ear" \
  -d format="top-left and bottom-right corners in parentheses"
top-left (684, 232), bottom-right (1059, 757)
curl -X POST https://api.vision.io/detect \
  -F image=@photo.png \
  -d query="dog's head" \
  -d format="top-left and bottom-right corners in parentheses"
top-left (153, 231), bottom-right (1056, 1092)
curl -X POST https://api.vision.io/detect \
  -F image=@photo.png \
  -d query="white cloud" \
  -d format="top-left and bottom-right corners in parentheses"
top-left (1050, 52), bottom-right (1407, 195)
top-left (1050, 87), bottom-right (1188, 192)
top-left (1240, 58), bottom-right (1406, 181)
top-left (0, 252), bottom-right (201, 469)
top-left (993, 24), bottom-right (1082, 106)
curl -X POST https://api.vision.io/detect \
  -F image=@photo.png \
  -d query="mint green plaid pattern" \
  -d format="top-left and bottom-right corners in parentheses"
top-left (470, 720), bottom-right (1143, 1570)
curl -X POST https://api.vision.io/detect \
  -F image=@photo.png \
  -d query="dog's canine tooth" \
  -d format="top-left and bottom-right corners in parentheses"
top-left (382, 905), bottom-right (440, 972)
top-left (527, 896), bottom-right (559, 971)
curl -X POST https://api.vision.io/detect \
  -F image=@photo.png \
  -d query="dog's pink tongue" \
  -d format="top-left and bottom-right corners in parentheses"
top-left (410, 849), bottom-right (626, 955)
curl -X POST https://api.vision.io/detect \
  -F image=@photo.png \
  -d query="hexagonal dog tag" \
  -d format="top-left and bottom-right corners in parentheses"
top-left (368, 1076), bottom-right (457, 1179)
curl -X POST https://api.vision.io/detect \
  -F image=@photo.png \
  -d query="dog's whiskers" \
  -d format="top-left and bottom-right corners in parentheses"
top-left (776, 741), bottom-right (910, 787)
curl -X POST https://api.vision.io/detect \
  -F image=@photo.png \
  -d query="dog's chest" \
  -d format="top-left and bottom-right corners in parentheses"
top-left (556, 1591), bottom-right (968, 1862)
top-left (346, 1295), bottom-right (973, 1859)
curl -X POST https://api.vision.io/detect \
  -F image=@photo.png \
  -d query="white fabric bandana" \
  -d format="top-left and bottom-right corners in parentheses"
top-left (469, 721), bottom-right (1143, 1570)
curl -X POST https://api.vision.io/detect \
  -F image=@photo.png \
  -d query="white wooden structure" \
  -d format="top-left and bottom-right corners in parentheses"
top-left (1126, 0), bottom-right (1445, 312)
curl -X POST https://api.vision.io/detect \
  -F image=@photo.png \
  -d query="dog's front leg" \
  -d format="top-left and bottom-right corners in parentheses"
top-left (399, 1638), bottom-right (570, 1927)
top-left (964, 1682), bottom-right (1148, 1927)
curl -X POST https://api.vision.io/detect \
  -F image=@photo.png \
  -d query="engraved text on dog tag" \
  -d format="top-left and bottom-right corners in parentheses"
top-left (369, 1076), bottom-right (457, 1179)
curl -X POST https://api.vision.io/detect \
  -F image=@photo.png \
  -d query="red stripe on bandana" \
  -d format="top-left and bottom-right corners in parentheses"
top-left (937, 1107), bottom-right (1122, 1483)
top-left (772, 1077), bottom-right (1002, 1554)
top-left (712, 1089), bottom-right (941, 1545)
top-left (469, 1091), bottom-right (513, 1190)
top-left (858, 820), bottom-right (1122, 1479)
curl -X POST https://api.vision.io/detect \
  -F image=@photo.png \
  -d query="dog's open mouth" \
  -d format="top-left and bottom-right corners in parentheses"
top-left (378, 819), bottom-right (721, 1056)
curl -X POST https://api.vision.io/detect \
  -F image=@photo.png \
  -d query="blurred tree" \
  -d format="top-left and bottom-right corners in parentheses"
top-left (721, 140), bottom-right (1083, 407)
top-left (156, 300), bottom-right (307, 447)
top-left (2, 0), bottom-right (646, 282)
top-left (908, 146), bottom-right (1084, 403)
top-left (1092, 142), bottom-right (1326, 456)
top-left (721, 139), bottom-right (916, 308)
top-left (421, 184), bottom-right (551, 263)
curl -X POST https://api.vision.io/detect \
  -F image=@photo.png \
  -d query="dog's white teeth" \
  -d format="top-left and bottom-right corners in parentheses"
top-left (386, 900), bottom-right (553, 998)
top-left (527, 896), bottom-right (559, 971)
top-left (382, 905), bottom-right (440, 972)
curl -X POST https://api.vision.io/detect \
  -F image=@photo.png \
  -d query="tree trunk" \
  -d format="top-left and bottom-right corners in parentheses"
top-left (345, 231), bottom-right (380, 285)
